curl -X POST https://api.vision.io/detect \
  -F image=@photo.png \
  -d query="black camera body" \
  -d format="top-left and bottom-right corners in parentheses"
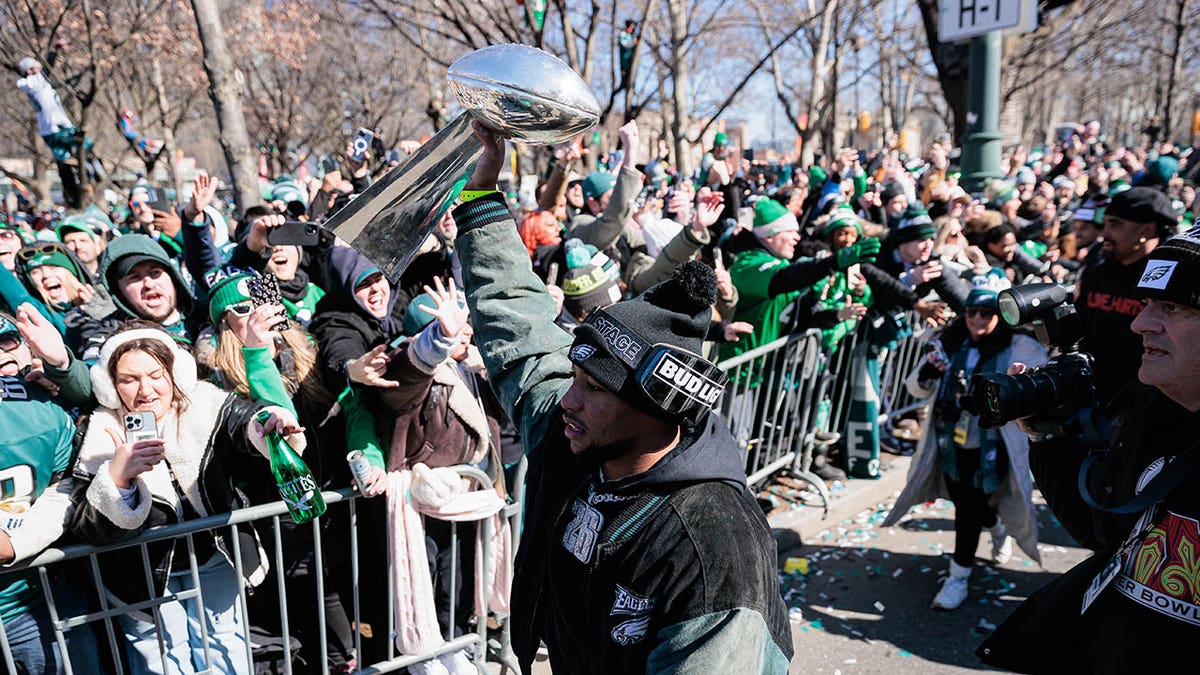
top-left (966, 284), bottom-right (1099, 430)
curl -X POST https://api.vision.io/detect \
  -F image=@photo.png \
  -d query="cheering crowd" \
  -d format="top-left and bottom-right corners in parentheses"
top-left (4, 46), bottom-right (1200, 673)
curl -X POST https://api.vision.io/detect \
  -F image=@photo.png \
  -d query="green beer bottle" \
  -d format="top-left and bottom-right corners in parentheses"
top-left (258, 410), bottom-right (326, 523)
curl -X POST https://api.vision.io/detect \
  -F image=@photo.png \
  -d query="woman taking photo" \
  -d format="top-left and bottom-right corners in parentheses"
top-left (70, 322), bottom-right (305, 674)
top-left (196, 269), bottom-right (381, 672)
top-left (884, 273), bottom-right (1048, 610)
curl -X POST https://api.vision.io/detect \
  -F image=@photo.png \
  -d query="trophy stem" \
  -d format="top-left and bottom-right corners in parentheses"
top-left (325, 113), bottom-right (483, 281)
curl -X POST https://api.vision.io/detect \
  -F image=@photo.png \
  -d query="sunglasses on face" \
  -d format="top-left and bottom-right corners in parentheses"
top-left (227, 303), bottom-right (253, 317)
top-left (16, 243), bottom-right (64, 261)
top-left (130, 200), bottom-right (150, 209)
top-left (965, 307), bottom-right (997, 318)
top-left (0, 334), bottom-right (21, 352)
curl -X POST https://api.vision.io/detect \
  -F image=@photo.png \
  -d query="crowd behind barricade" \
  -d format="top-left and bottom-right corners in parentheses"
top-left (2, 91), bottom-right (1198, 674)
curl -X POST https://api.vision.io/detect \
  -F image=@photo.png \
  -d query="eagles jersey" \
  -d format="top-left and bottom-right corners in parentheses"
top-left (0, 376), bottom-right (75, 623)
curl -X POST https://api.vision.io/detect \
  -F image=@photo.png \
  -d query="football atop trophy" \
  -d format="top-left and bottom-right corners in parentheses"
top-left (447, 44), bottom-right (601, 146)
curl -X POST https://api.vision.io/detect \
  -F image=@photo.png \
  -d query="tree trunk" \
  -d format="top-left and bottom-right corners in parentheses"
top-left (801, 0), bottom-right (838, 167)
top-left (190, 0), bottom-right (260, 215)
top-left (623, 0), bottom-right (658, 121)
top-left (1164, 0), bottom-right (1188, 141)
top-left (151, 57), bottom-right (182, 196)
top-left (666, 0), bottom-right (692, 175)
top-left (29, 122), bottom-right (50, 206)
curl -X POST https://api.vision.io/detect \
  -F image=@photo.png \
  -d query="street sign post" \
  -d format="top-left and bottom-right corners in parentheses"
top-left (943, 0), bottom-right (1037, 191)
top-left (939, 0), bottom-right (1036, 43)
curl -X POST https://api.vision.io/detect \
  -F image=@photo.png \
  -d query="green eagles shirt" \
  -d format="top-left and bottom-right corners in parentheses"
top-left (282, 283), bottom-right (326, 327)
top-left (718, 249), bottom-right (797, 384)
top-left (812, 269), bottom-right (873, 353)
top-left (0, 377), bottom-right (75, 623)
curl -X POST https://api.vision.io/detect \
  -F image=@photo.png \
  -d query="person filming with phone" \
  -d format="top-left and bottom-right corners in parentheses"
top-left (69, 322), bottom-right (305, 674)
top-left (980, 226), bottom-right (1200, 671)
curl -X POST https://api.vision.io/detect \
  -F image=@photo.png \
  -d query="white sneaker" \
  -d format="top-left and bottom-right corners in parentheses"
top-left (990, 522), bottom-right (1013, 565)
top-left (932, 575), bottom-right (969, 610)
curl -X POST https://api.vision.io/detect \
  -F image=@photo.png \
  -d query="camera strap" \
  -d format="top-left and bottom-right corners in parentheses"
top-left (1077, 441), bottom-right (1200, 515)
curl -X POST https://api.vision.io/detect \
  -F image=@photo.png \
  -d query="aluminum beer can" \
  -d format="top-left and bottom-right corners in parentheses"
top-left (0, 500), bottom-right (28, 530)
top-left (347, 450), bottom-right (374, 495)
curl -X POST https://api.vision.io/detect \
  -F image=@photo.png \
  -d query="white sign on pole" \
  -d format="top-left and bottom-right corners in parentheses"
top-left (938, 0), bottom-right (1036, 43)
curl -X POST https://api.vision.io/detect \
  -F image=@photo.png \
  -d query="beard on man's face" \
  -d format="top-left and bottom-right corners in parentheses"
top-left (573, 439), bottom-right (631, 466)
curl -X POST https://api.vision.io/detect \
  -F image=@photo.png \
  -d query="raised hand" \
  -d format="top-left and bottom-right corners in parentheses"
top-left (247, 213), bottom-right (286, 254)
top-left (185, 173), bottom-right (219, 220)
top-left (465, 121), bottom-right (505, 191)
top-left (835, 238), bottom-right (881, 270)
top-left (15, 302), bottom-right (69, 369)
top-left (617, 120), bottom-right (640, 166)
top-left (243, 304), bottom-right (286, 350)
top-left (694, 191), bottom-right (724, 231)
top-left (419, 276), bottom-right (469, 338)
top-left (346, 344), bottom-right (399, 388)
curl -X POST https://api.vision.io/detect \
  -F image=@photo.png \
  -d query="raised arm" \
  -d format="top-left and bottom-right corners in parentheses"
top-left (453, 122), bottom-right (574, 451)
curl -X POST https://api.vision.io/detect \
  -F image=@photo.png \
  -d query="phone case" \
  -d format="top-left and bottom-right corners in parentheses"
top-left (124, 412), bottom-right (158, 444)
top-left (247, 274), bottom-right (290, 331)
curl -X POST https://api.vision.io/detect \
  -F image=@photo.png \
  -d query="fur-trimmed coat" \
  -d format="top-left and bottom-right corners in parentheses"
top-left (69, 380), bottom-right (302, 605)
top-left (883, 333), bottom-right (1047, 563)
top-left (375, 340), bottom-right (503, 475)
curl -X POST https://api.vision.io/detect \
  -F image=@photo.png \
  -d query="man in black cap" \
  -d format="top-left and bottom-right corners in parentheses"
top-left (1075, 186), bottom-right (1179, 404)
top-left (449, 123), bottom-right (792, 674)
top-left (981, 223), bottom-right (1200, 672)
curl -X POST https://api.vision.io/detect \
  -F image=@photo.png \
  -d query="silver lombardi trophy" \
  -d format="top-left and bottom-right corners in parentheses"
top-left (324, 44), bottom-right (601, 280)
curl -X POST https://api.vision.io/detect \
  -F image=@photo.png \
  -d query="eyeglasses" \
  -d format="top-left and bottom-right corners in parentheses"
top-left (226, 303), bottom-right (253, 317)
top-left (964, 307), bottom-right (997, 318)
top-left (16, 243), bottom-right (65, 261)
top-left (0, 334), bottom-right (21, 352)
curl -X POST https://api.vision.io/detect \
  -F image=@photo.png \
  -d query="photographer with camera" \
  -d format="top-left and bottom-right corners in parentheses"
top-left (884, 273), bottom-right (1048, 610)
top-left (979, 226), bottom-right (1200, 671)
top-left (1075, 186), bottom-right (1178, 405)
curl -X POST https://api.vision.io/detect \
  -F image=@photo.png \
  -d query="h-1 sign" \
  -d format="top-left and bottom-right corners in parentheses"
top-left (938, 0), bottom-right (1036, 43)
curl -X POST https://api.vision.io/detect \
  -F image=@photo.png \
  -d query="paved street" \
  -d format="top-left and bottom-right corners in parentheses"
top-left (781, 494), bottom-right (1091, 674)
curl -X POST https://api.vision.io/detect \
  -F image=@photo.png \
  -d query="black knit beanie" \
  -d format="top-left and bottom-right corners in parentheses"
top-left (568, 260), bottom-right (718, 419)
top-left (1136, 225), bottom-right (1200, 308)
top-left (1108, 186), bottom-right (1178, 236)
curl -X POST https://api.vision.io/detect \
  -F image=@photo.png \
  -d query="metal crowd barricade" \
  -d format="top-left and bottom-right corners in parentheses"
top-left (0, 462), bottom-right (523, 675)
top-left (714, 311), bottom-right (936, 512)
top-left (716, 330), bottom-right (831, 508)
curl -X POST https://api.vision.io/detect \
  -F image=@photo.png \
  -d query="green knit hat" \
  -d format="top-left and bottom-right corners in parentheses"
top-left (713, 132), bottom-right (729, 147)
top-left (822, 207), bottom-right (863, 239)
top-left (207, 272), bottom-right (254, 324)
top-left (892, 204), bottom-right (936, 244)
top-left (22, 245), bottom-right (82, 281)
top-left (752, 197), bottom-right (799, 239)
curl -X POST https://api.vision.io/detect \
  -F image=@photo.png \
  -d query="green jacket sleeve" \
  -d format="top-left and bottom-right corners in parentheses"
top-left (647, 608), bottom-right (791, 675)
top-left (243, 346), bottom-right (297, 417)
top-left (43, 352), bottom-right (94, 407)
top-left (566, 165), bottom-right (643, 251)
top-left (337, 386), bottom-right (386, 469)
top-left (851, 171), bottom-right (867, 201)
top-left (0, 264), bottom-right (66, 335)
top-left (453, 194), bottom-right (574, 452)
top-left (628, 226), bottom-right (709, 295)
